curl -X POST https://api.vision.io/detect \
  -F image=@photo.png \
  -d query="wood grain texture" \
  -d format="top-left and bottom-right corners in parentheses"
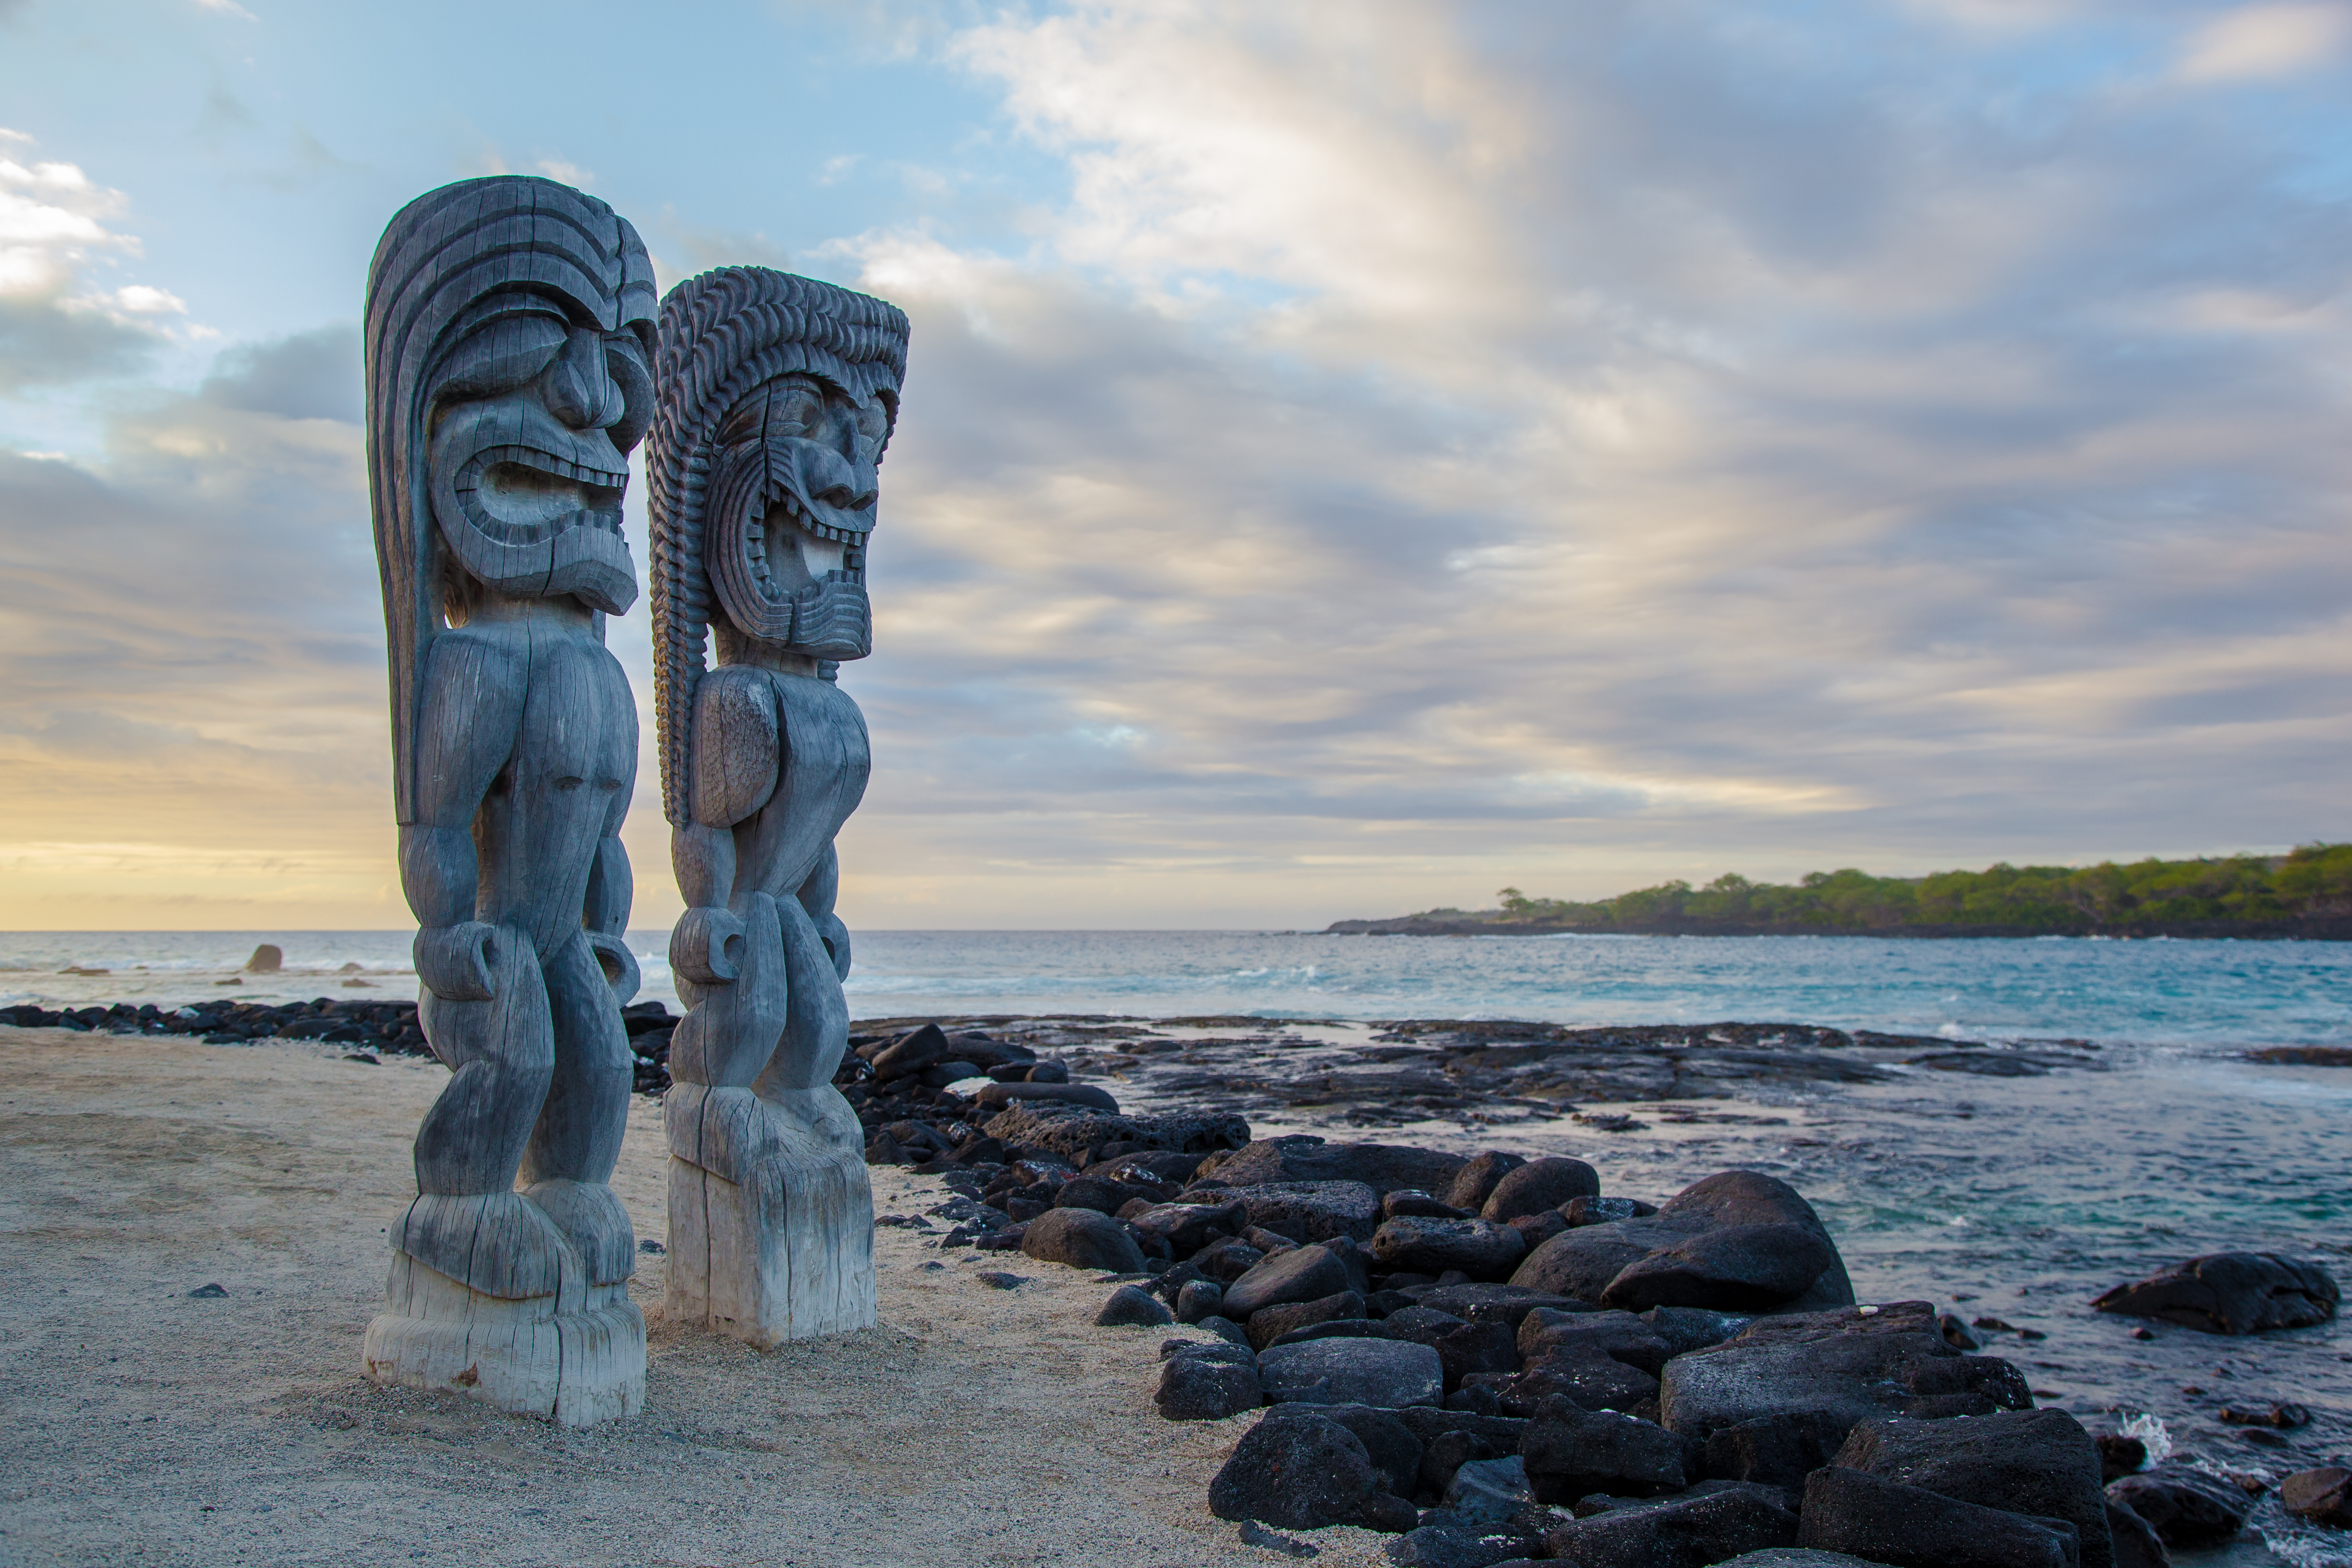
top-left (645, 266), bottom-right (908, 1349)
top-left (362, 175), bottom-right (656, 1419)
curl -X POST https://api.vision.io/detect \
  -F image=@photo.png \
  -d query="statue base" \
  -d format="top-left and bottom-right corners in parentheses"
top-left (665, 1146), bottom-right (876, 1349)
top-left (362, 1253), bottom-right (645, 1426)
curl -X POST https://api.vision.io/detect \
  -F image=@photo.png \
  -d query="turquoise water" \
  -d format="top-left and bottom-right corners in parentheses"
top-left (8, 928), bottom-right (2352, 1046)
top-left (838, 930), bottom-right (2352, 1045)
top-left (7, 927), bottom-right (2351, 1046)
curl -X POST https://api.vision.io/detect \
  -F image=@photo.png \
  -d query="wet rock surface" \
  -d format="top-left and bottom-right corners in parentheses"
top-left (2102, 1464), bottom-right (2254, 1548)
top-left (2091, 1252), bottom-right (2340, 1336)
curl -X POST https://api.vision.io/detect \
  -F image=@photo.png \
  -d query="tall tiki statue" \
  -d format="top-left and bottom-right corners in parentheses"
top-left (361, 177), bottom-right (655, 1422)
top-left (647, 266), bottom-right (907, 1346)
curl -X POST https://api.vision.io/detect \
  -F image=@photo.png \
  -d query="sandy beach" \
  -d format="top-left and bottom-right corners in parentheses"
top-left (0, 1026), bottom-right (1389, 1568)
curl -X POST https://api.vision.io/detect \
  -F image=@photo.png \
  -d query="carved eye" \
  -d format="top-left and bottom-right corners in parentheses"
top-left (769, 378), bottom-right (825, 436)
top-left (854, 398), bottom-right (891, 460)
top-left (429, 306), bottom-right (569, 406)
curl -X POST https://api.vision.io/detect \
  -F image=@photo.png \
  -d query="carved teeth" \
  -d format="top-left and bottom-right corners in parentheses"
top-left (478, 445), bottom-right (629, 491)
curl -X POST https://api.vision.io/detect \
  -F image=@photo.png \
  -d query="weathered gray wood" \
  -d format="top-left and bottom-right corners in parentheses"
top-left (361, 175), bottom-right (656, 1424)
top-left (645, 266), bottom-right (908, 1348)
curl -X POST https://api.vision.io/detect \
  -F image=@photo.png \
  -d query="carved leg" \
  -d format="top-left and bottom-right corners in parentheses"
top-left (523, 929), bottom-right (636, 1284)
top-left (667, 892), bottom-right (789, 1090)
top-left (364, 924), bottom-right (644, 1424)
top-left (667, 892), bottom-right (873, 1346)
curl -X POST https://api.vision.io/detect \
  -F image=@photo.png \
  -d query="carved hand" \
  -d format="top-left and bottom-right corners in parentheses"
top-left (415, 922), bottom-right (498, 1001)
top-left (788, 573), bottom-right (872, 661)
top-left (672, 905), bottom-right (746, 986)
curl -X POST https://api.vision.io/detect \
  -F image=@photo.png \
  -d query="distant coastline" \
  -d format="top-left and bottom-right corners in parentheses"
top-left (1328, 844), bottom-right (2352, 941)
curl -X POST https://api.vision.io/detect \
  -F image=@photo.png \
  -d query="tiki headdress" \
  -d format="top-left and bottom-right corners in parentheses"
top-left (365, 176), bottom-right (657, 823)
top-left (645, 267), bottom-right (910, 825)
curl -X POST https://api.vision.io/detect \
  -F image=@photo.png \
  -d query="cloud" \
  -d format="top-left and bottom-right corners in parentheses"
top-left (2176, 2), bottom-right (2351, 78)
top-left (786, 0), bottom-right (2352, 923)
top-left (198, 323), bottom-right (360, 423)
top-left (0, 295), bottom-right (162, 393)
top-left (0, 138), bottom-right (183, 393)
top-left (0, 315), bottom-right (396, 923)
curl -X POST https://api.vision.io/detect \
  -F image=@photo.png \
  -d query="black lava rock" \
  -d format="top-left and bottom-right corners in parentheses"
top-left (1383, 1521), bottom-right (1540, 1568)
top-left (1267, 1402), bottom-right (1424, 1499)
top-left (1518, 1307), bottom-right (1672, 1375)
top-left (1513, 1171), bottom-right (1851, 1314)
top-left (1798, 1466), bottom-right (2081, 1567)
top-left (1209, 1411), bottom-right (1378, 1528)
top-left (1097, 1284), bottom-right (1175, 1326)
top-left (1177, 1278), bottom-right (1227, 1324)
top-left (1829, 1410), bottom-right (2112, 1568)
top-left (1544, 1482), bottom-right (1800, 1567)
top-left (1156, 1345), bottom-right (1264, 1421)
top-left (2104, 1500), bottom-right (2170, 1568)
top-left (1480, 1157), bottom-right (1601, 1223)
top-left (1249, 1291), bottom-right (1368, 1352)
top-left (1225, 1243), bottom-right (1357, 1318)
top-left (1703, 1411), bottom-right (1848, 1490)
top-left (1520, 1405), bottom-right (1691, 1502)
top-left (1658, 1304), bottom-right (2032, 1447)
top-left (1198, 1136), bottom-right (1470, 1200)
top-left (1019, 1208), bottom-right (1147, 1273)
top-left (1259, 1337), bottom-right (1446, 1410)
top-left (1444, 1151), bottom-right (1528, 1212)
top-left (2103, 1465), bottom-right (2251, 1548)
top-left (1370, 1217), bottom-right (1528, 1283)
top-left (2090, 1252), bottom-right (2339, 1335)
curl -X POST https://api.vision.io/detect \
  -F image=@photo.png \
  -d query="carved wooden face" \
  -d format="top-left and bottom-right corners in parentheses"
top-left (706, 372), bottom-right (891, 661)
top-left (424, 294), bottom-right (655, 615)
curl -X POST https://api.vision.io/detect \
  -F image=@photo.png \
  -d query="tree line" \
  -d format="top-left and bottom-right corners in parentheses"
top-left (1431, 844), bottom-right (2352, 936)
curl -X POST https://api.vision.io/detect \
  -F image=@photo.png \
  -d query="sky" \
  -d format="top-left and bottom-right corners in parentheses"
top-left (1, 0), bottom-right (2349, 932)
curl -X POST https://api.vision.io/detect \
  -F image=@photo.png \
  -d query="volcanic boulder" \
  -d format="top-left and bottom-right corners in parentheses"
top-left (1481, 1157), bottom-right (1601, 1222)
top-left (1196, 1135), bottom-right (1468, 1198)
top-left (1512, 1170), bottom-right (1852, 1314)
top-left (1828, 1410), bottom-right (2113, 1568)
top-left (2090, 1252), bottom-right (2338, 1335)
top-left (1798, 1467), bottom-right (2082, 1568)
top-left (1208, 1411), bottom-right (1378, 1528)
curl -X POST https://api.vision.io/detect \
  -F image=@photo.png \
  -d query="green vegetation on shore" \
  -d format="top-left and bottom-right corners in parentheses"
top-left (1333, 843), bottom-right (2352, 938)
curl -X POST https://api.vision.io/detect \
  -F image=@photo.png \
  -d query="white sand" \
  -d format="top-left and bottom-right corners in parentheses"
top-left (0, 1027), bottom-right (1391, 1568)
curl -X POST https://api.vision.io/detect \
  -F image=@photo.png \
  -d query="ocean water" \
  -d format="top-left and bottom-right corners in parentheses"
top-left (4, 928), bottom-right (2346, 1561)
top-left (9, 927), bottom-right (2351, 1044)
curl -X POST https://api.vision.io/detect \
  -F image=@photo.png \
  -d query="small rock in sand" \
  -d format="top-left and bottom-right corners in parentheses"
top-left (1096, 1284), bottom-right (1174, 1326)
top-left (1020, 1208), bottom-right (1146, 1273)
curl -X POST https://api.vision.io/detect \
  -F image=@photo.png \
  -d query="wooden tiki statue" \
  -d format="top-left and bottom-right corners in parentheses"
top-left (360, 176), bottom-right (656, 1423)
top-left (646, 266), bottom-right (907, 1346)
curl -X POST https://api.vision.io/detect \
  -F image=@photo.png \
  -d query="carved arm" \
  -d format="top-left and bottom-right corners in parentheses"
top-left (668, 673), bottom-right (782, 986)
top-left (402, 635), bottom-right (523, 1001)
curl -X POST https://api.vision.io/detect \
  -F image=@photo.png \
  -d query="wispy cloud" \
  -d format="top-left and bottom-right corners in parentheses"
top-left (2176, 2), bottom-right (2351, 79)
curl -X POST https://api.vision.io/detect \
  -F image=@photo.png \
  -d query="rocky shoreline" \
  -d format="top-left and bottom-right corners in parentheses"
top-left (834, 1018), bottom-right (2345, 1566)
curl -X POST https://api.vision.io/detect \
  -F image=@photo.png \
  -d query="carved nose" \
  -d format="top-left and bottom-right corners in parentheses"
top-left (542, 326), bottom-right (625, 431)
top-left (795, 444), bottom-right (876, 511)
